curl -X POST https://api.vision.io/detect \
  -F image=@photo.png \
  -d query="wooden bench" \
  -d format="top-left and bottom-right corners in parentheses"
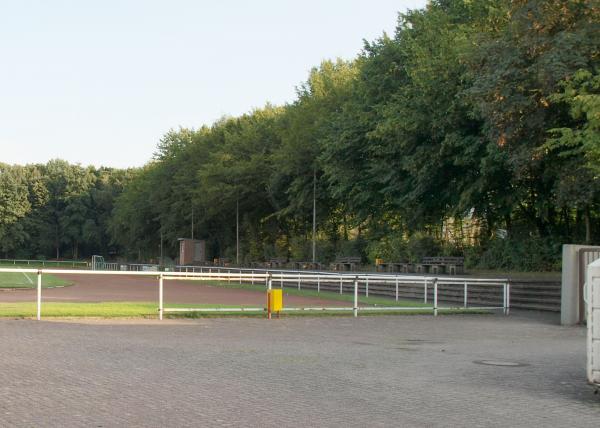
top-left (377, 262), bottom-right (414, 273)
top-left (331, 256), bottom-right (361, 272)
top-left (291, 261), bottom-right (323, 270)
top-left (420, 257), bottom-right (464, 275)
top-left (265, 258), bottom-right (287, 269)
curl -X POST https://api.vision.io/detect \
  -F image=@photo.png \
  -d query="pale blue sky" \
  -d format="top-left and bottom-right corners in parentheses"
top-left (0, 0), bottom-right (426, 168)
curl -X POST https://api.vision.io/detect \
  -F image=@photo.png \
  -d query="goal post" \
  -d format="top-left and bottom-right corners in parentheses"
top-left (91, 255), bottom-right (106, 271)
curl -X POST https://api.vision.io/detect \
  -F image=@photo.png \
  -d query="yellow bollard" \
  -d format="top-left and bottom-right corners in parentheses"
top-left (267, 289), bottom-right (283, 319)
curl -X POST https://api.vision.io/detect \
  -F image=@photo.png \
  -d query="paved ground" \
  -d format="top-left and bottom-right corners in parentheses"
top-left (0, 312), bottom-right (599, 427)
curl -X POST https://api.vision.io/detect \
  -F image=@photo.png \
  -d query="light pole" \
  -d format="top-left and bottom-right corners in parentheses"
top-left (236, 197), bottom-right (240, 265)
top-left (312, 166), bottom-right (317, 263)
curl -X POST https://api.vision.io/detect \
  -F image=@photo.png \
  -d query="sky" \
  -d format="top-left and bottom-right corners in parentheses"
top-left (0, 0), bottom-right (427, 168)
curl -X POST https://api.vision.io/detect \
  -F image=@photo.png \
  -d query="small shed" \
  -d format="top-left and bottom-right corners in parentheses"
top-left (178, 238), bottom-right (206, 265)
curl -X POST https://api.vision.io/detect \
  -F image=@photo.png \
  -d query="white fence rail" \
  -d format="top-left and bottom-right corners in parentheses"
top-left (0, 259), bottom-right (89, 268)
top-left (174, 265), bottom-right (509, 311)
top-left (0, 267), bottom-right (509, 320)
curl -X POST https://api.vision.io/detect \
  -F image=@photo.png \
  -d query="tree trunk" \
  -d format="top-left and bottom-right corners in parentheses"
top-left (585, 206), bottom-right (591, 244)
top-left (55, 223), bottom-right (60, 259)
top-left (562, 208), bottom-right (570, 237)
top-left (504, 214), bottom-right (512, 238)
top-left (343, 214), bottom-right (348, 241)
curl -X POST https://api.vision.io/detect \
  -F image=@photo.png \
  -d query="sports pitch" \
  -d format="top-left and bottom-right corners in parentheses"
top-left (0, 271), bottom-right (71, 289)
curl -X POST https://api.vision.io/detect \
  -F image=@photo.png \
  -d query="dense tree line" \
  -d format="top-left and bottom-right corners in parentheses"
top-left (0, 160), bottom-right (132, 259)
top-left (1, 0), bottom-right (599, 270)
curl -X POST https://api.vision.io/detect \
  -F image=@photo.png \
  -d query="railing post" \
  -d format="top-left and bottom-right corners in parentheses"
top-left (395, 276), bottom-right (399, 302)
top-left (37, 270), bottom-right (42, 321)
top-left (464, 281), bottom-right (468, 309)
top-left (159, 274), bottom-right (164, 321)
top-left (503, 283), bottom-right (507, 315)
top-left (506, 281), bottom-right (510, 315)
top-left (298, 273), bottom-right (301, 290)
top-left (424, 279), bottom-right (428, 304)
top-left (280, 271), bottom-right (283, 288)
top-left (433, 278), bottom-right (438, 317)
top-left (353, 276), bottom-right (358, 318)
top-left (251, 270), bottom-right (254, 285)
top-left (317, 275), bottom-right (320, 293)
top-left (340, 276), bottom-right (343, 294)
top-left (365, 277), bottom-right (369, 297)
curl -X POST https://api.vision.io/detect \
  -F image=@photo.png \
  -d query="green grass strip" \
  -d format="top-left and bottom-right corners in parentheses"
top-left (0, 301), bottom-right (485, 318)
top-left (0, 302), bottom-right (247, 318)
top-left (0, 272), bottom-right (72, 289)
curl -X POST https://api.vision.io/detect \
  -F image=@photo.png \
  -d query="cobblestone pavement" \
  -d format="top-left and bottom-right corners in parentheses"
top-left (0, 312), bottom-right (599, 427)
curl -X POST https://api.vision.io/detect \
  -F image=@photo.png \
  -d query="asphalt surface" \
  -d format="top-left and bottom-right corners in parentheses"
top-left (0, 312), bottom-right (599, 427)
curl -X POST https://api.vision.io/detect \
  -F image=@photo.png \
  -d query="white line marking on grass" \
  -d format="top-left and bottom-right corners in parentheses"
top-left (21, 272), bottom-right (34, 285)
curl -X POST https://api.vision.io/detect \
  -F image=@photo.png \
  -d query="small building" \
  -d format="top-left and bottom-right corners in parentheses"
top-left (178, 238), bottom-right (206, 265)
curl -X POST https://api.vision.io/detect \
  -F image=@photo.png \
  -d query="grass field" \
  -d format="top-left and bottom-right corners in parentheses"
top-left (0, 301), bottom-right (481, 318)
top-left (0, 271), bottom-right (72, 289)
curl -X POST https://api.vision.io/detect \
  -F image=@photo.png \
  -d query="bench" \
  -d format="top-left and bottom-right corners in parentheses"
top-left (265, 258), bottom-right (287, 269)
top-left (377, 262), bottom-right (416, 273)
top-left (331, 256), bottom-right (361, 272)
top-left (419, 257), bottom-right (464, 275)
top-left (212, 258), bottom-right (231, 267)
top-left (290, 261), bottom-right (323, 270)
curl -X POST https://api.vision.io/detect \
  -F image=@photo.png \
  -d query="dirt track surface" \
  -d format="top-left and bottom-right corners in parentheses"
top-left (0, 274), bottom-right (350, 307)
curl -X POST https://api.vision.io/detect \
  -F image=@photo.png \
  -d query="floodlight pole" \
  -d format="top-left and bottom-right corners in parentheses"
top-left (236, 198), bottom-right (239, 265)
top-left (160, 229), bottom-right (164, 267)
top-left (312, 166), bottom-right (317, 264)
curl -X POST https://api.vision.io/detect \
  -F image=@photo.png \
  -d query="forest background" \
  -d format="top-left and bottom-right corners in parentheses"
top-left (1, 0), bottom-right (598, 272)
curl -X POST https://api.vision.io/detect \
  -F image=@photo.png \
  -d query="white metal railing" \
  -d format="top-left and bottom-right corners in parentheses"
top-left (0, 259), bottom-right (89, 268)
top-left (174, 265), bottom-right (509, 312)
top-left (91, 260), bottom-right (159, 272)
top-left (0, 267), bottom-right (510, 320)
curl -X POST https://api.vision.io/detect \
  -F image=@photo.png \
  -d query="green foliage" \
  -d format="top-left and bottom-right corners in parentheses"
top-left (467, 237), bottom-right (562, 272)
top-left (0, 162), bottom-right (133, 259)
top-left (543, 70), bottom-right (600, 174)
top-left (2, 0), bottom-right (599, 271)
top-left (365, 234), bottom-right (408, 263)
top-left (406, 234), bottom-right (442, 263)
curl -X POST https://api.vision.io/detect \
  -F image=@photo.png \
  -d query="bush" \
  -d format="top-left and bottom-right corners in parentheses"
top-left (336, 237), bottom-right (367, 262)
top-left (406, 233), bottom-right (441, 263)
top-left (468, 237), bottom-right (561, 272)
top-left (289, 236), bottom-right (310, 261)
top-left (365, 234), bottom-right (408, 263)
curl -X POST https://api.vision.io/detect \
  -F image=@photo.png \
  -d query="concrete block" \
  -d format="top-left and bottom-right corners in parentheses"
top-left (562, 244), bottom-right (600, 325)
